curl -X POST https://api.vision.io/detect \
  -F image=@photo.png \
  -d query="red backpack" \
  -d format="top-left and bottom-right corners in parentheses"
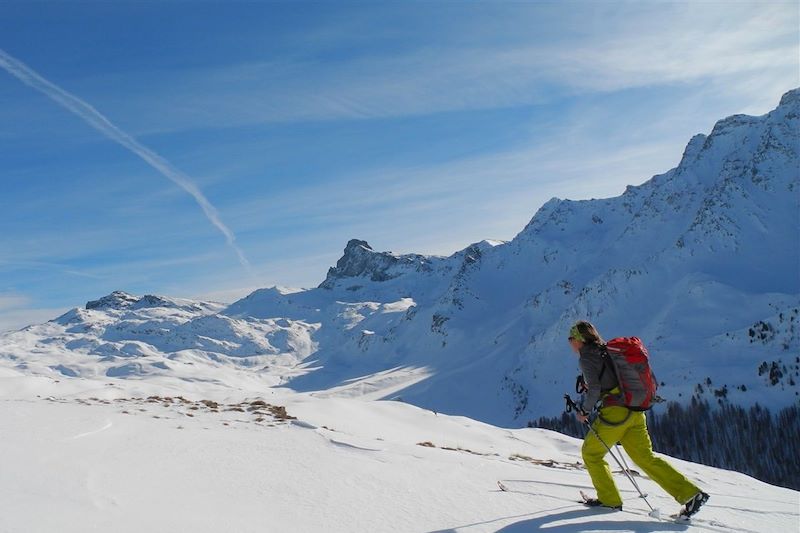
top-left (603, 337), bottom-right (658, 411)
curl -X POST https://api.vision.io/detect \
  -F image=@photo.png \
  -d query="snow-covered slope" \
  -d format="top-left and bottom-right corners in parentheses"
top-left (0, 372), bottom-right (796, 533)
top-left (297, 88), bottom-right (800, 423)
top-left (1, 90), bottom-right (798, 429)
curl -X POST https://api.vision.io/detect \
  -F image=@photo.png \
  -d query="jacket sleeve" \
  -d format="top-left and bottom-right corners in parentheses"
top-left (578, 349), bottom-right (604, 412)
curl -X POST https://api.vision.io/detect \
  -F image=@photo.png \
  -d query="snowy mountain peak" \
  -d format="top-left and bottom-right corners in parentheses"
top-left (319, 238), bottom-right (438, 289)
top-left (707, 113), bottom-right (760, 138)
top-left (677, 133), bottom-right (707, 169)
top-left (778, 87), bottom-right (800, 109)
top-left (83, 290), bottom-right (216, 314)
top-left (85, 290), bottom-right (139, 310)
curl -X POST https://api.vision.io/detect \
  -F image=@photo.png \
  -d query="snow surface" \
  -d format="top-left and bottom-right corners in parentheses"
top-left (0, 370), bottom-right (797, 533)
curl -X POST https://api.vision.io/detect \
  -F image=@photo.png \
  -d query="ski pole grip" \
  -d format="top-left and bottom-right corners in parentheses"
top-left (565, 394), bottom-right (591, 421)
top-left (564, 394), bottom-right (578, 413)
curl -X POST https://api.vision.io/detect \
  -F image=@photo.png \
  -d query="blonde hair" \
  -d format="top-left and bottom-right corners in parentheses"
top-left (572, 320), bottom-right (604, 345)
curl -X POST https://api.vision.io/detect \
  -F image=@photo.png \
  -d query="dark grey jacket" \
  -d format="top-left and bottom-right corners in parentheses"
top-left (578, 343), bottom-right (619, 412)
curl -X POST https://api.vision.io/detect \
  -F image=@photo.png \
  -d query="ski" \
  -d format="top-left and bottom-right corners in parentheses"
top-left (505, 483), bottom-right (703, 526)
top-left (569, 489), bottom-right (717, 527)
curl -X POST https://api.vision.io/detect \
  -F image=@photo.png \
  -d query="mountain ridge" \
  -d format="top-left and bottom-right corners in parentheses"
top-left (1, 88), bottom-right (797, 427)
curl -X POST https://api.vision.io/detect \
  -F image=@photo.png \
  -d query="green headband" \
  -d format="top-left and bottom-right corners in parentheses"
top-left (569, 325), bottom-right (585, 342)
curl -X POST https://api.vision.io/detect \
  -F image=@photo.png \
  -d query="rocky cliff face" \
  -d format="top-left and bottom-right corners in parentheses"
top-left (319, 239), bottom-right (440, 288)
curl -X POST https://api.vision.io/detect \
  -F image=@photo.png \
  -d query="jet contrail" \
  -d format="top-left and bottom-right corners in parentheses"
top-left (0, 48), bottom-right (254, 277)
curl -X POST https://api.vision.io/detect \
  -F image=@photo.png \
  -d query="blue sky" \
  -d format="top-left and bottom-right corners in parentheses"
top-left (0, 1), bottom-right (797, 330)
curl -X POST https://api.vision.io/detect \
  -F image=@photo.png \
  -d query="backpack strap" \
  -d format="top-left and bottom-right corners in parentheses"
top-left (598, 344), bottom-right (626, 410)
top-left (597, 408), bottom-right (632, 427)
top-left (598, 344), bottom-right (617, 382)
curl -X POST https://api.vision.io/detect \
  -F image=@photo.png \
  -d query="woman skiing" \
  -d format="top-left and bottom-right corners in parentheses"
top-left (568, 320), bottom-right (709, 519)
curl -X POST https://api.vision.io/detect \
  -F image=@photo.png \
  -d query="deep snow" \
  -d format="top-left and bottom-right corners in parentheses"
top-left (0, 368), bottom-right (797, 533)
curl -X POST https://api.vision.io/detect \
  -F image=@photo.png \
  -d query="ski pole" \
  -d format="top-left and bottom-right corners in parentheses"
top-left (564, 395), bottom-right (660, 518)
top-left (615, 443), bottom-right (647, 498)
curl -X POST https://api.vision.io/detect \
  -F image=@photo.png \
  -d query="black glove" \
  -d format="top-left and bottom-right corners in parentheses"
top-left (575, 374), bottom-right (588, 394)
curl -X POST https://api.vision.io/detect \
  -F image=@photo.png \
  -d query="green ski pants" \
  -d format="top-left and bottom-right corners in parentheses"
top-left (581, 406), bottom-right (700, 508)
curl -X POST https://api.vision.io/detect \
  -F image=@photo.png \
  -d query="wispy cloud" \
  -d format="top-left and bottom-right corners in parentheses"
top-left (0, 259), bottom-right (105, 280)
top-left (0, 48), bottom-right (255, 278)
top-left (0, 292), bottom-right (68, 332)
top-left (45, 1), bottom-right (796, 136)
top-left (216, 120), bottom-right (681, 258)
top-left (0, 306), bottom-right (69, 332)
top-left (0, 294), bottom-right (30, 311)
top-left (184, 251), bottom-right (342, 303)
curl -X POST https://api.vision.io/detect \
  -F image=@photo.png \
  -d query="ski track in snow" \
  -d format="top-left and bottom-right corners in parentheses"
top-left (68, 420), bottom-right (113, 440)
top-left (496, 478), bottom-right (789, 533)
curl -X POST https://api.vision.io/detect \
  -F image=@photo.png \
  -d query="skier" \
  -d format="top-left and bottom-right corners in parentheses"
top-left (568, 320), bottom-right (709, 518)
